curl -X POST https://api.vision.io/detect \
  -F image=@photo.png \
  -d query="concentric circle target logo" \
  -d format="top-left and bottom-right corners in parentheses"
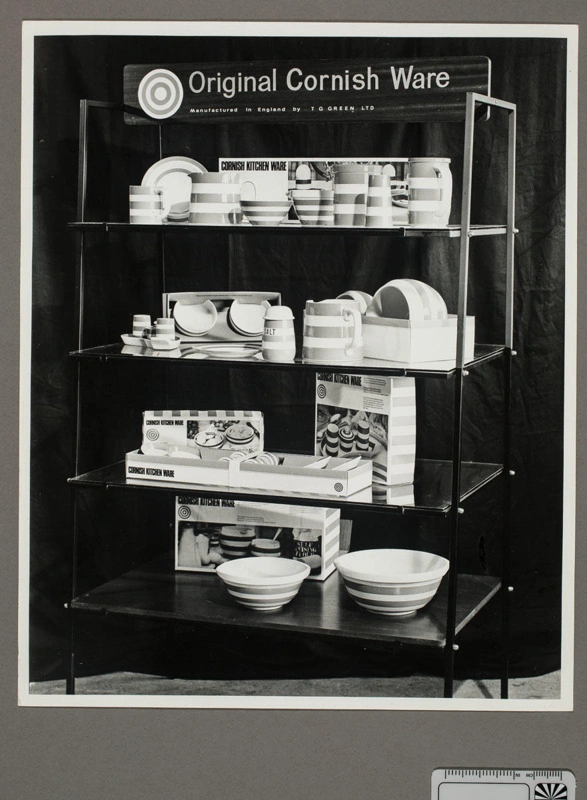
top-left (146, 429), bottom-right (160, 441)
top-left (138, 69), bottom-right (184, 119)
top-left (333, 482), bottom-right (344, 493)
top-left (317, 384), bottom-right (327, 400)
top-left (177, 505), bottom-right (192, 520)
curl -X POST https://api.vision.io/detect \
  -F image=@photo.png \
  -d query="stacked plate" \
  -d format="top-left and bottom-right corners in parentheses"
top-left (172, 299), bottom-right (218, 337)
top-left (227, 298), bottom-right (270, 338)
top-left (141, 156), bottom-right (207, 223)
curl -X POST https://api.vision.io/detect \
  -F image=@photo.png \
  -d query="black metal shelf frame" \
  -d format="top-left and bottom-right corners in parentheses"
top-left (67, 92), bottom-right (517, 700)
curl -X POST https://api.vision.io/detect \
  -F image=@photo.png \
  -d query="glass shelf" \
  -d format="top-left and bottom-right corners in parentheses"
top-left (68, 220), bottom-right (508, 237)
top-left (70, 342), bottom-right (505, 379)
top-left (70, 553), bottom-right (501, 649)
top-left (68, 458), bottom-right (503, 516)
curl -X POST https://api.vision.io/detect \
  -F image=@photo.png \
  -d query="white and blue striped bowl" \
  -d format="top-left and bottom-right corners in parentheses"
top-left (216, 557), bottom-right (310, 611)
top-left (334, 549), bottom-right (449, 616)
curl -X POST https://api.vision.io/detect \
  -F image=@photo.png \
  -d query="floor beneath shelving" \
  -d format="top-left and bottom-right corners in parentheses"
top-left (30, 669), bottom-right (560, 699)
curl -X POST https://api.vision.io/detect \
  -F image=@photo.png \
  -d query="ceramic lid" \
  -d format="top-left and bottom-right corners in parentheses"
top-left (264, 305), bottom-right (294, 320)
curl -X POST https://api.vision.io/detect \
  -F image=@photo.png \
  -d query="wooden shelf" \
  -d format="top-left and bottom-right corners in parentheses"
top-left (70, 554), bottom-right (501, 649)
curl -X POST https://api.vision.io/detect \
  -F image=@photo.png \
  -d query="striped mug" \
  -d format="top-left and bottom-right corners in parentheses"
top-left (302, 299), bottom-right (363, 363)
top-left (129, 185), bottom-right (166, 224)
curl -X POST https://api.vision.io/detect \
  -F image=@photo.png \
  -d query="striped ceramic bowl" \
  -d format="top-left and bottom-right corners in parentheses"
top-left (240, 199), bottom-right (292, 227)
top-left (216, 557), bottom-right (310, 611)
top-left (334, 549), bottom-right (449, 616)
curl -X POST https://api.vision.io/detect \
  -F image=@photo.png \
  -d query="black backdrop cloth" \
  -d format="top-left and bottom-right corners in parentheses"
top-left (29, 35), bottom-right (567, 682)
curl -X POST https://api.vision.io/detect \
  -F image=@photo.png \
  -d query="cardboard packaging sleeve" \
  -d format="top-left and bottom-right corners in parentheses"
top-left (315, 372), bottom-right (416, 486)
top-left (175, 495), bottom-right (341, 581)
top-left (362, 314), bottom-right (476, 365)
top-left (141, 409), bottom-right (264, 458)
top-left (126, 449), bottom-right (373, 498)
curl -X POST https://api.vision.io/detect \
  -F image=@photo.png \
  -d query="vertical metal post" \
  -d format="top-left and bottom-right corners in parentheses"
top-left (67, 99), bottom-right (91, 695)
top-left (500, 105), bottom-right (517, 699)
top-left (65, 608), bottom-right (76, 694)
top-left (444, 92), bottom-right (476, 698)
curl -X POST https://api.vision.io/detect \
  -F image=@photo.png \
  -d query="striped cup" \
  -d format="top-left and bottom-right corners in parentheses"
top-left (129, 186), bottom-right (166, 224)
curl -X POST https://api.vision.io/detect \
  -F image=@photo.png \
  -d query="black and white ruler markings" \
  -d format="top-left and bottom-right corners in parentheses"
top-left (431, 770), bottom-right (575, 800)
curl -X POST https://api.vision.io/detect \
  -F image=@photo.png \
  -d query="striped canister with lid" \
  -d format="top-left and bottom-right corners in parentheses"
top-left (261, 305), bottom-right (296, 362)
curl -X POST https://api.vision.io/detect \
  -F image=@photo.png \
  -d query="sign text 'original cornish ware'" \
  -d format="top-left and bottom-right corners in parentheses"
top-left (124, 56), bottom-right (491, 124)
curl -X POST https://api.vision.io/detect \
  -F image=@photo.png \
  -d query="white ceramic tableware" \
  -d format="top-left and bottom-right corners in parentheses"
top-left (216, 556), bottom-right (310, 610)
top-left (366, 279), bottom-right (448, 321)
top-left (302, 298), bottom-right (363, 363)
top-left (141, 156), bottom-right (207, 222)
top-left (334, 549), bottom-right (449, 616)
top-left (228, 298), bottom-right (271, 337)
top-left (366, 174), bottom-right (394, 228)
top-left (262, 305), bottom-right (296, 362)
top-left (332, 164), bottom-right (381, 227)
top-left (406, 157), bottom-right (452, 227)
top-left (132, 314), bottom-right (152, 337)
top-left (172, 299), bottom-right (218, 336)
top-left (129, 185), bottom-right (166, 224)
top-left (189, 172), bottom-right (242, 225)
top-left (336, 290), bottom-right (373, 315)
top-left (240, 199), bottom-right (292, 226)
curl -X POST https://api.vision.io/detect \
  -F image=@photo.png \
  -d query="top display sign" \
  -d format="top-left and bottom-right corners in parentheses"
top-left (123, 56), bottom-right (491, 124)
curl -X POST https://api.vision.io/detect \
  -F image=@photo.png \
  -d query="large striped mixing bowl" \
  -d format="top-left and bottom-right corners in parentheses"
top-left (216, 557), bottom-right (311, 611)
top-left (334, 549), bottom-right (449, 616)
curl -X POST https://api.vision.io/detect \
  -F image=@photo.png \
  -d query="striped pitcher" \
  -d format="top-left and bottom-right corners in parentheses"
top-left (302, 299), bottom-right (363, 363)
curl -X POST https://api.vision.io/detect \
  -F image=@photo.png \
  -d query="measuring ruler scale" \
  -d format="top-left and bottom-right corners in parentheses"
top-left (432, 769), bottom-right (576, 800)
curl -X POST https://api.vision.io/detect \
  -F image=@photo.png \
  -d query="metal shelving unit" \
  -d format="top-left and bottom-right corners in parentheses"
top-left (66, 91), bottom-right (516, 699)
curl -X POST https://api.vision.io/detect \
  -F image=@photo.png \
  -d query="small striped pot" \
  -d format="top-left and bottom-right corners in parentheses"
top-left (334, 549), bottom-right (449, 616)
top-left (216, 557), bottom-right (310, 611)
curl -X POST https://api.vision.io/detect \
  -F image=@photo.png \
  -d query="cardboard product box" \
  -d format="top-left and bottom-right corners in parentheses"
top-left (218, 157), bottom-right (409, 198)
top-left (363, 314), bottom-right (476, 366)
top-left (175, 495), bottom-right (341, 580)
top-left (141, 410), bottom-right (264, 458)
top-left (315, 372), bottom-right (416, 486)
top-left (125, 449), bottom-right (373, 498)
